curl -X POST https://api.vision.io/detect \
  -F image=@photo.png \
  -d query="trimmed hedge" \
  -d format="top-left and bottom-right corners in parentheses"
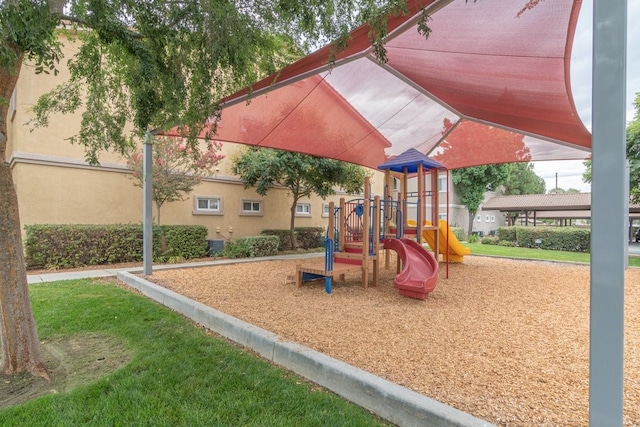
top-left (497, 227), bottom-right (517, 242)
top-left (494, 226), bottom-right (591, 253)
top-left (261, 227), bottom-right (324, 251)
top-left (25, 224), bottom-right (208, 269)
top-left (295, 227), bottom-right (325, 249)
top-left (515, 226), bottom-right (590, 252)
top-left (260, 229), bottom-right (291, 251)
top-left (153, 225), bottom-right (209, 262)
top-left (224, 236), bottom-right (279, 258)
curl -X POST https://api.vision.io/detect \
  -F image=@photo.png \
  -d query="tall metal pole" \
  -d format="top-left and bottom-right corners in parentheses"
top-left (143, 132), bottom-right (153, 275)
top-left (590, 0), bottom-right (627, 424)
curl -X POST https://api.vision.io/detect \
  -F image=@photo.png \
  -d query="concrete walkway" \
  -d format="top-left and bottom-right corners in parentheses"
top-left (28, 253), bottom-right (494, 427)
top-left (27, 252), bottom-right (325, 284)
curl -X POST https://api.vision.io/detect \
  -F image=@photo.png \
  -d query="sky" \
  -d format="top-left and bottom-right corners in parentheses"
top-left (531, 0), bottom-right (639, 193)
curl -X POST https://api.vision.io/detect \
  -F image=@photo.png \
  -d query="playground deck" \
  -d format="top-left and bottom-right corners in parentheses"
top-left (296, 258), bottom-right (377, 288)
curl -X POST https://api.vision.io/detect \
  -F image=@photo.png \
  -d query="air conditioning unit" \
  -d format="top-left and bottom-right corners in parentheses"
top-left (206, 239), bottom-right (224, 256)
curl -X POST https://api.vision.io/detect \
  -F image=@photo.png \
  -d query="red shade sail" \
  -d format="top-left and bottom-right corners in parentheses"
top-left (167, 0), bottom-right (591, 170)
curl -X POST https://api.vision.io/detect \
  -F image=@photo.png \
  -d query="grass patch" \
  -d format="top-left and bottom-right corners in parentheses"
top-left (0, 279), bottom-right (389, 426)
top-left (464, 243), bottom-right (640, 267)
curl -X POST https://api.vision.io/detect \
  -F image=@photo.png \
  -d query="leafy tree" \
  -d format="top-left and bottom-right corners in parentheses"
top-left (547, 187), bottom-right (581, 194)
top-left (583, 92), bottom-right (640, 240)
top-left (126, 136), bottom-right (224, 225)
top-left (451, 164), bottom-right (511, 235)
top-left (1, 0), bottom-right (421, 379)
top-left (628, 94), bottom-right (640, 203)
top-left (583, 92), bottom-right (640, 203)
top-left (231, 148), bottom-right (367, 249)
top-left (501, 162), bottom-right (546, 225)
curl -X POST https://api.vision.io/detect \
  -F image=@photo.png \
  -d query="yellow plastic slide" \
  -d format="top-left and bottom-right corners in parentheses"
top-left (407, 219), bottom-right (471, 263)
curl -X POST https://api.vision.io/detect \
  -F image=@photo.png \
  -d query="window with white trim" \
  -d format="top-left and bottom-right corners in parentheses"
top-left (194, 196), bottom-right (223, 215)
top-left (295, 203), bottom-right (311, 216)
top-left (475, 215), bottom-right (482, 222)
top-left (322, 204), bottom-right (330, 218)
top-left (438, 213), bottom-right (447, 220)
top-left (438, 176), bottom-right (447, 192)
top-left (241, 199), bottom-right (262, 216)
top-left (485, 215), bottom-right (491, 222)
top-left (491, 215), bottom-right (496, 223)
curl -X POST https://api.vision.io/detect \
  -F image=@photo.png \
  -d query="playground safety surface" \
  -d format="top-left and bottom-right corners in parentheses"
top-left (146, 255), bottom-right (640, 427)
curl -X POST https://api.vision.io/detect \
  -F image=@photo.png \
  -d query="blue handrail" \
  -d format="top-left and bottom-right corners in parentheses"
top-left (324, 237), bottom-right (334, 293)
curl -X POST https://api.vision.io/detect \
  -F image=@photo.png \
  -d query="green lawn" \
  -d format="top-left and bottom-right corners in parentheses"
top-left (464, 242), bottom-right (640, 267)
top-left (0, 280), bottom-right (389, 427)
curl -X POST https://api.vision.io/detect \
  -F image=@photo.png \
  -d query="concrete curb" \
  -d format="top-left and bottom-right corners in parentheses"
top-left (117, 271), bottom-right (494, 427)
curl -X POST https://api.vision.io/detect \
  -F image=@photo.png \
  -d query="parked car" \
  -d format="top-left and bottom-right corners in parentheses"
top-left (636, 228), bottom-right (640, 243)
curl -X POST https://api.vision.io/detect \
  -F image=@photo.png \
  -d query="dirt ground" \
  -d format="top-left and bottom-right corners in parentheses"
top-left (144, 255), bottom-right (640, 427)
top-left (0, 331), bottom-right (130, 408)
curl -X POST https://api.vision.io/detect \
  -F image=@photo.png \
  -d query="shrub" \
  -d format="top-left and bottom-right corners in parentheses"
top-left (467, 234), bottom-right (479, 243)
top-left (25, 224), bottom-right (208, 269)
top-left (260, 229), bottom-right (292, 251)
top-left (223, 238), bottom-right (251, 259)
top-left (224, 236), bottom-right (279, 258)
top-left (480, 236), bottom-right (499, 245)
top-left (25, 224), bottom-right (143, 269)
top-left (514, 226), bottom-right (590, 252)
top-left (451, 227), bottom-right (465, 242)
top-left (497, 240), bottom-right (516, 247)
top-left (497, 227), bottom-right (517, 242)
top-left (294, 227), bottom-right (324, 249)
top-left (153, 225), bottom-right (209, 261)
top-left (261, 227), bottom-right (324, 251)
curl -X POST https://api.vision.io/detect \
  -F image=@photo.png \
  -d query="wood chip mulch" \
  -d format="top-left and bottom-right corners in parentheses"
top-left (145, 255), bottom-right (640, 427)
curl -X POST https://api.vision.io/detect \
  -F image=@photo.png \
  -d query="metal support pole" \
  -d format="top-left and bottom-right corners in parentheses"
top-left (590, 0), bottom-right (627, 424)
top-left (143, 132), bottom-right (153, 276)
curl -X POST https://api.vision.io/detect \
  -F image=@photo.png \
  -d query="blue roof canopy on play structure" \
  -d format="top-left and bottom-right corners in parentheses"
top-left (378, 148), bottom-right (446, 174)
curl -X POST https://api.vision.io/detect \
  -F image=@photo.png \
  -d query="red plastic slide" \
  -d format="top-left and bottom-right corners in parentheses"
top-left (383, 238), bottom-right (439, 299)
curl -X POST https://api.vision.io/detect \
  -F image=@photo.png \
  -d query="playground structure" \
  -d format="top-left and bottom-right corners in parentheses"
top-left (295, 178), bottom-right (382, 293)
top-left (296, 149), bottom-right (470, 299)
top-left (381, 149), bottom-right (470, 268)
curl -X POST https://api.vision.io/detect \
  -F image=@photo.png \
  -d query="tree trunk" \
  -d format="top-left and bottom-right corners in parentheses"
top-left (289, 200), bottom-right (299, 251)
top-left (0, 164), bottom-right (48, 379)
top-left (0, 57), bottom-right (49, 379)
top-left (467, 211), bottom-right (475, 236)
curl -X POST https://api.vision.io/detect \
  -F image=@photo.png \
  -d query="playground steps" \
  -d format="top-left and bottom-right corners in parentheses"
top-left (343, 242), bottom-right (364, 252)
top-left (296, 262), bottom-right (366, 287)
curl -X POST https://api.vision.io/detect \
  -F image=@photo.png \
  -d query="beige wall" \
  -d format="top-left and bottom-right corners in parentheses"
top-left (9, 33), bottom-right (127, 165)
top-left (12, 162), bottom-right (140, 227)
top-left (11, 150), bottom-right (383, 240)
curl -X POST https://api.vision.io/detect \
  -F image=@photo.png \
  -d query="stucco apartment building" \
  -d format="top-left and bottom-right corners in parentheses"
top-left (6, 37), bottom-right (493, 244)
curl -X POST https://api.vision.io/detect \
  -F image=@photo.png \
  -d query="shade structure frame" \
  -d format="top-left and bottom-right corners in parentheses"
top-left (218, 0), bottom-right (450, 112)
top-left (372, 55), bottom-right (592, 163)
top-left (165, 0), bottom-right (593, 171)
